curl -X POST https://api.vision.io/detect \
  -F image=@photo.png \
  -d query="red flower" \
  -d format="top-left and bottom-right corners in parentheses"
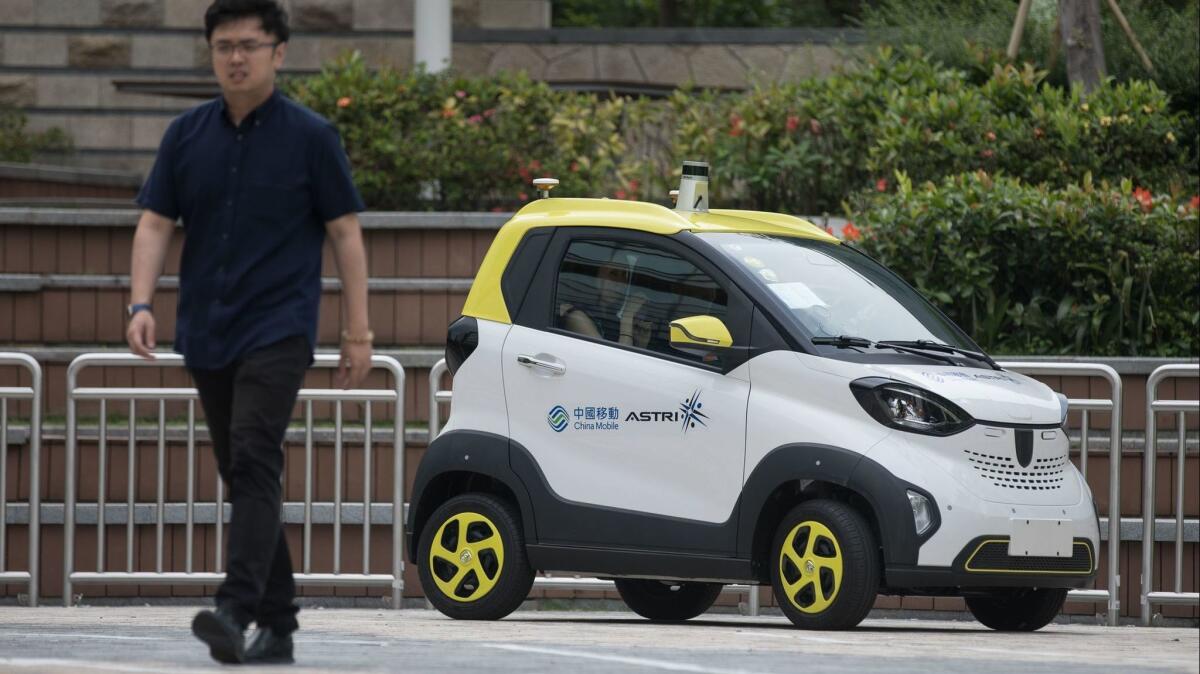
top-left (518, 192), bottom-right (529, 202)
top-left (980, 149), bottom-right (994, 159)
top-left (615, 189), bottom-right (628, 200)
top-left (842, 222), bottom-right (861, 241)
top-left (455, 89), bottom-right (467, 99)
top-left (786, 115), bottom-right (800, 133)
top-left (529, 159), bottom-right (542, 171)
top-left (1133, 187), bottom-right (1153, 212)
top-left (482, 108), bottom-right (496, 118)
top-left (729, 113), bottom-right (744, 137)
top-left (1190, 195), bottom-right (1200, 210)
top-left (569, 161), bottom-right (580, 172)
top-left (336, 96), bottom-right (352, 108)
top-left (875, 178), bottom-right (888, 192)
top-left (628, 179), bottom-right (640, 192)
top-left (467, 114), bottom-right (483, 125)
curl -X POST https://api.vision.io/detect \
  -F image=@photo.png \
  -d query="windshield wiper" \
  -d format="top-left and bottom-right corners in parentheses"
top-left (811, 335), bottom-right (873, 349)
top-left (877, 340), bottom-right (1001, 370)
top-left (811, 335), bottom-right (959, 366)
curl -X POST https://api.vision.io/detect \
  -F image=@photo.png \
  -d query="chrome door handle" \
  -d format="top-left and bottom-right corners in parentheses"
top-left (517, 354), bottom-right (565, 375)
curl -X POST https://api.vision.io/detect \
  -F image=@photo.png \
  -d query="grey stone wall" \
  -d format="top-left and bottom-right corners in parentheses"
top-left (0, 1), bottom-right (855, 176)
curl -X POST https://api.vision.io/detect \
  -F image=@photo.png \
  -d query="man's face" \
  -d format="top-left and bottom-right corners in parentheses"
top-left (209, 16), bottom-right (286, 97)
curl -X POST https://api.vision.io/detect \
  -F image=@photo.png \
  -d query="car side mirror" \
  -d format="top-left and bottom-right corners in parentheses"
top-left (669, 315), bottom-right (733, 350)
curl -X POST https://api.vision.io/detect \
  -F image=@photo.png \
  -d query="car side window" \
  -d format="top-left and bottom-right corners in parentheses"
top-left (553, 239), bottom-right (730, 366)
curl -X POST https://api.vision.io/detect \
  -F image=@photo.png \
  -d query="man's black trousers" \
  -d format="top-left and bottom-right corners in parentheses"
top-left (189, 335), bottom-right (310, 635)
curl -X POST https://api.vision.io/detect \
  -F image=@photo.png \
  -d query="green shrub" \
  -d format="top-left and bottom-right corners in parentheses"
top-left (849, 171), bottom-right (1200, 357)
top-left (0, 107), bottom-right (71, 163)
top-left (284, 53), bottom-right (643, 210)
top-left (656, 48), bottom-right (1195, 213)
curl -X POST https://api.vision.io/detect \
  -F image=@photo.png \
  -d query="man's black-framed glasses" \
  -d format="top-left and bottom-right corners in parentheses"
top-left (209, 40), bottom-right (280, 58)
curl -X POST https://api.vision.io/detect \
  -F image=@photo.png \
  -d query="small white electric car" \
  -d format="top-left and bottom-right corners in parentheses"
top-left (407, 163), bottom-right (1099, 630)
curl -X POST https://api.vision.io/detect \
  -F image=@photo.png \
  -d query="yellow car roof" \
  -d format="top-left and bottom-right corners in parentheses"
top-left (463, 198), bottom-right (839, 324)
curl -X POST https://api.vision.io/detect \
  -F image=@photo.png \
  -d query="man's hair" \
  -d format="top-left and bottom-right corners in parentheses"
top-left (204, 0), bottom-right (290, 43)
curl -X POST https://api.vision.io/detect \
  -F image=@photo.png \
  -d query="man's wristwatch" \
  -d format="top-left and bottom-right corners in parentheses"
top-left (127, 303), bottom-right (152, 318)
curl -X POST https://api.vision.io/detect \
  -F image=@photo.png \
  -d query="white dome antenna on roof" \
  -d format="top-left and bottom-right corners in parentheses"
top-left (675, 161), bottom-right (709, 213)
top-left (533, 178), bottom-right (559, 199)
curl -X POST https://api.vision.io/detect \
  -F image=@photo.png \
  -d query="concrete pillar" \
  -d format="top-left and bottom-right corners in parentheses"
top-left (414, 0), bottom-right (451, 73)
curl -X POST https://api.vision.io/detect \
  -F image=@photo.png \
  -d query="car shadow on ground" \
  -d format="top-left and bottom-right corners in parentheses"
top-left (502, 615), bottom-right (994, 634)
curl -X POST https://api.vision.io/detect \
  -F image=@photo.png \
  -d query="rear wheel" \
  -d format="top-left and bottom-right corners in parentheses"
top-left (770, 499), bottom-right (879, 630)
top-left (417, 493), bottom-right (534, 620)
top-left (965, 588), bottom-right (1067, 631)
top-left (614, 579), bottom-right (723, 621)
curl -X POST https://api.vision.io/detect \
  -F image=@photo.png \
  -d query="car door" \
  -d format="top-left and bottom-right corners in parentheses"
top-left (501, 229), bottom-right (752, 548)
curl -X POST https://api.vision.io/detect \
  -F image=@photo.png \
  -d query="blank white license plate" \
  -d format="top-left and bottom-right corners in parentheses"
top-left (1008, 518), bottom-right (1073, 557)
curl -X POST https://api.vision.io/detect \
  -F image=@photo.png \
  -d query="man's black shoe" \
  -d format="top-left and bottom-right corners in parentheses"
top-left (191, 606), bottom-right (246, 664)
top-left (245, 627), bottom-right (295, 664)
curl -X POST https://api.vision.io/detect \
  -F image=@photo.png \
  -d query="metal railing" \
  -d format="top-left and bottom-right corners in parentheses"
top-left (1140, 364), bottom-right (1199, 624)
top-left (997, 361), bottom-right (1123, 625)
top-left (63, 353), bottom-right (406, 608)
top-left (0, 353), bottom-right (42, 606)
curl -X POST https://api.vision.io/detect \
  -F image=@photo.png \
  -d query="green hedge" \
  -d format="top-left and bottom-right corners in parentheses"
top-left (286, 49), bottom-right (1197, 213)
top-left (849, 171), bottom-right (1200, 357)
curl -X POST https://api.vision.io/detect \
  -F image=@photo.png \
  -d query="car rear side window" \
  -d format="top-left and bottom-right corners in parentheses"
top-left (553, 239), bottom-right (729, 366)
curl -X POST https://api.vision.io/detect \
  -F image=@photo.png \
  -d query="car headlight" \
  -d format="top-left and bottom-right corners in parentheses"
top-left (850, 378), bottom-right (973, 436)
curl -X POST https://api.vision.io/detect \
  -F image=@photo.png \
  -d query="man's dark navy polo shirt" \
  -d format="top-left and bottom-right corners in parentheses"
top-left (136, 89), bottom-right (364, 369)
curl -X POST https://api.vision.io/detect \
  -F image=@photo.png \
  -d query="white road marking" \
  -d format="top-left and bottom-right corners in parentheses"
top-left (0, 631), bottom-right (173, 641)
top-left (0, 658), bottom-right (214, 673)
top-left (735, 630), bottom-right (855, 644)
top-left (483, 643), bottom-right (772, 674)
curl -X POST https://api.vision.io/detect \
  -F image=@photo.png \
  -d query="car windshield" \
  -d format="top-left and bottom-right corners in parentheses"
top-left (699, 232), bottom-right (977, 351)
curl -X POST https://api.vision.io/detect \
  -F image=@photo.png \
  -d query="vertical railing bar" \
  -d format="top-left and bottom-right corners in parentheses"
top-left (186, 400), bottom-right (195, 574)
top-left (126, 399), bottom-right (135, 575)
top-left (28, 358), bottom-right (41, 606)
top-left (0, 398), bottom-right (7, 574)
top-left (1141, 374), bottom-right (1158, 625)
top-left (1174, 410), bottom-right (1185, 594)
top-left (303, 400), bottom-right (313, 575)
top-left (64, 369), bottom-right (78, 606)
top-left (392, 362), bottom-right (406, 610)
top-left (334, 401), bottom-right (342, 575)
top-left (1079, 409), bottom-right (1089, 479)
top-left (97, 399), bottom-right (107, 573)
top-left (156, 400), bottom-right (165, 573)
top-left (363, 401), bottom-right (372, 576)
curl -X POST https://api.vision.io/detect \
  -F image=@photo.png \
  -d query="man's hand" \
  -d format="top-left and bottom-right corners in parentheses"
top-left (336, 339), bottom-right (372, 389)
top-left (126, 311), bottom-right (157, 359)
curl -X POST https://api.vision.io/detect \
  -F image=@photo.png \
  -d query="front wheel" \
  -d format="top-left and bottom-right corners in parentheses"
top-left (770, 499), bottom-right (880, 630)
top-left (417, 493), bottom-right (534, 620)
top-left (965, 588), bottom-right (1067, 631)
top-left (614, 579), bottom-right (723, 621)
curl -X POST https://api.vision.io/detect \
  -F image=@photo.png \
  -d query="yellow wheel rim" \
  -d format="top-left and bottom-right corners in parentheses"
top-left (428, 511), bottom-right (505, 602)
top-left (779, 520), bottom-right (843, 614)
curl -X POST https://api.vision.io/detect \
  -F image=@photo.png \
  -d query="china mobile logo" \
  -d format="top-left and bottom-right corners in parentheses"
top-left (547, 405), bottom-right (569, 432)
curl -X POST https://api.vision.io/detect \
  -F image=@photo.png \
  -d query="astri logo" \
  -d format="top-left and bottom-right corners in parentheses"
top-left (623, 390), bottom-right (711, 434)
top-left (679, 389), bottom-right (708, 432)
top-left (547, 405), bottom-right (569, 432)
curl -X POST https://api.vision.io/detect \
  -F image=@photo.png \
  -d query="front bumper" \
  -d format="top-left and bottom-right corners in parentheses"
top-left (886, 535), bottom-right (1096, 590)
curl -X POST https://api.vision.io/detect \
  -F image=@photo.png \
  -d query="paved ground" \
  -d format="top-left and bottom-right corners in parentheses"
top-left (0, 607), bottom-right (1196, 674)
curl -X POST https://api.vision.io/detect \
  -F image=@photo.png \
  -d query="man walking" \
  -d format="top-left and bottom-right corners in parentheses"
top-left (125, 0), bottom-right (371, 664)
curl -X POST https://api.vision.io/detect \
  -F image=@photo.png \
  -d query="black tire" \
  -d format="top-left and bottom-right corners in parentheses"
top-left (614, 578), bottom-right (724, 621)
top-left (965, 588), bottom-right (1067, 631)
top-left (769, 499), bottom-right (880, 630)
top-left (417, 493), bottom-right (534, 620)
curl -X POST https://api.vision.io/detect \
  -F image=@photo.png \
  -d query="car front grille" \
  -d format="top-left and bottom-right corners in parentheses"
top-left (963, 448), bottom-right (1068, 491)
